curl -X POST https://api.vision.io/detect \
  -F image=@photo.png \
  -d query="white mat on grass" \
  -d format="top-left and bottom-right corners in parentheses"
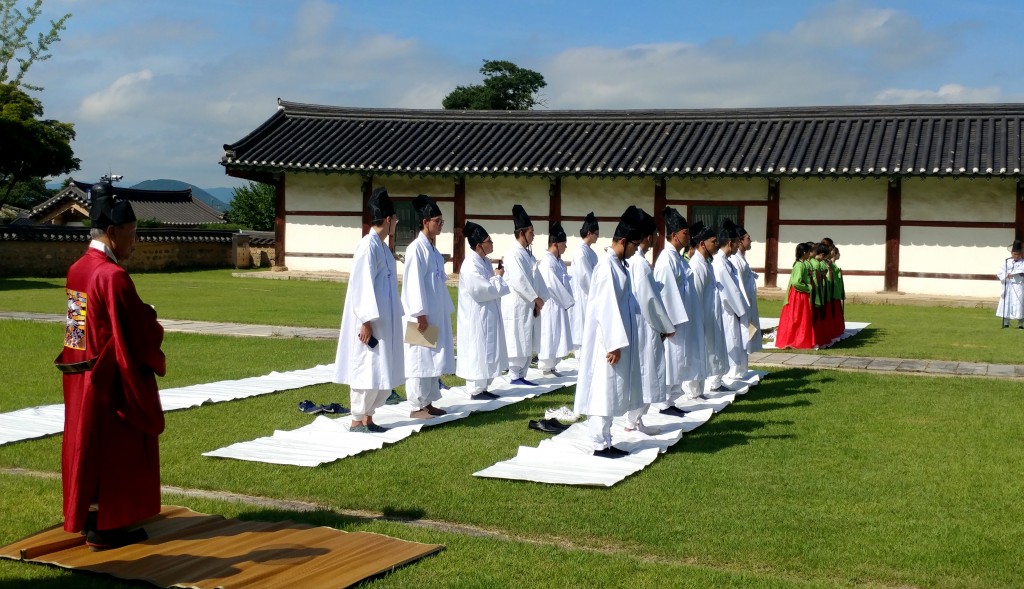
top-left (472, 370), bottom-right (767, 487)
top-left (760, 318), bottom-right (870, 350)
top-left (0, 364), bottom-right (337, 446)
top-left (203, 359), bottom-right (580, 467)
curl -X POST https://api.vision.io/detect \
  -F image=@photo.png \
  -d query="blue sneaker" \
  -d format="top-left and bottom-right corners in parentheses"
top-left (298, 400), bottom-right (323, 414)
top-left (319, 403), bottom-right (348, 414)
top-left (510, 377), bottom-right (538, 386)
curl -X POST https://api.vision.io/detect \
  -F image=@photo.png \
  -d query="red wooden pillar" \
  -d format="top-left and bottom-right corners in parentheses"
top-left (653, 178), bottom-right (667, 260)
top-left (548, 177), bottom-right (562, 228)
top-left (764, 178), bottom-right (780, 288)
top-left (274, 177), bottom-right (287, 269)
top-left (884, 177), bottom-right (902, 292)
top-left (453, 177), bottom-right (466, 273)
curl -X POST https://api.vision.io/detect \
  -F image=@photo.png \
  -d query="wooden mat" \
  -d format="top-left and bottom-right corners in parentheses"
top-left (0, 505), bottom-right (443, 588)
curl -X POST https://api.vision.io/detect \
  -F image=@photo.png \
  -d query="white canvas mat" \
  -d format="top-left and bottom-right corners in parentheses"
top-left (0, 364), bottom-right (338, 446)
top-left (203, 359), bottom-right (580, 466)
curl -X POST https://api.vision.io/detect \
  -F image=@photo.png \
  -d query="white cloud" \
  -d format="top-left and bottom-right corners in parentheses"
top-left (75, 69), bottom-right (154, 120)
top-left (873, 84), bottom-right (1003, 104)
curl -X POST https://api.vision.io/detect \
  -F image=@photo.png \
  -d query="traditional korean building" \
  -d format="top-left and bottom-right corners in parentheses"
top-left (31, 180), bottom-right (225, 228)
top-left (221, 100), bottom-right (1024, 297)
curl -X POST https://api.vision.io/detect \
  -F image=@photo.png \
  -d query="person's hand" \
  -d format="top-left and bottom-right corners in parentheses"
top-left (661, 331), bottom-right (675, 340)
top-left (495, 267), bottom-right (505, 277)
top-left (534, 298), bottom-right (544, 312)
top-left (606, 348), bottom-right (621, 365)
top-left (417, 315), bottom-right (428, 333)
top-left (358, 322), bottom-right (373, 344)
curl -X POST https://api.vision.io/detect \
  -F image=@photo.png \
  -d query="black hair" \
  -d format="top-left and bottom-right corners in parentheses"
top-left (795, 242), bottom-right (812, 261)
top-left (815, 243), bottom-right (831, 257)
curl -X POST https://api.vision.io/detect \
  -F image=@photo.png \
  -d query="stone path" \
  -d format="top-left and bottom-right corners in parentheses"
top-left (5, 311), bottom-right (1022, 379)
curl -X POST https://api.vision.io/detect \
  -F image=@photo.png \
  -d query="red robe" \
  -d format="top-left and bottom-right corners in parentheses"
top-left (57, 246), bottom-right (166, 533)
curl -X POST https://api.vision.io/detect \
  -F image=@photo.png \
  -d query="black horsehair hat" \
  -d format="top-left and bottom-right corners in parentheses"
top-left (512, 204), bottom-right (533, 231)
top-left (464, 221), bottom-right (489, 249)
top-left (549, 221), bottom-right (567, 244)
top-left (580, 212), bottom-right (599, 238)
top-left (412, 194), bottom-right (442, 221)
top-left (89, 181), bottom-right (136, 230)
top-left (613, 205), bottom-right (644, 242)
top-left (664, 206), bottom-right (687, 235)
top-left (367, 187), bottom-right (396, 222)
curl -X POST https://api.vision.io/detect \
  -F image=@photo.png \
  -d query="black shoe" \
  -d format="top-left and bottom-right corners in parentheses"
top-left (1003, 324), bottom-right (1010, 329)
top-left (385, 390), bottom-right (402, 405)
top-left (365, 422), bottom-right (388, 433)
top-left (593, 446), bottom-right (630, 458)
top-left (528, 420), bottom-right (562, 434)
top-left (541, 418), bottom-right (569, 432)
top-left (471, 391), bottom-right (500, 400)
top-left (424, 404), bottom-right (447, 416)
top-left (659, 406), bottom-right (689, 417)
top-left (86, 527), bottom-right (148, 551)
top-left (510, 377), bottom-right (539, 386)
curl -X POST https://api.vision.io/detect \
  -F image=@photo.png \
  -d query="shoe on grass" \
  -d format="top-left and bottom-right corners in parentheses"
top-left (298, 400), bottom-right (323, 414)
top-left (320, 403), bottom-right (348, 414)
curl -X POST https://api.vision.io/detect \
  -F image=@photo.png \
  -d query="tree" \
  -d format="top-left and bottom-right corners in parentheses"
top-left (442, 60), bottom-right (546, 111)
top-left (1, 0), bottom-right (71, 92)
top-left (0, 82), bottom-right (78, 206)
top-left (2, 175), bottom-right (50, 208)
top-left (227, 181), bottom-right (275, 231)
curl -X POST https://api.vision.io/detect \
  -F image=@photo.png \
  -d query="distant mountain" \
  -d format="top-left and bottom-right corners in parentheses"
top-left (204, 187), bottom-right (236, 204)
top-left (131, 179), bottom-right (230, 212)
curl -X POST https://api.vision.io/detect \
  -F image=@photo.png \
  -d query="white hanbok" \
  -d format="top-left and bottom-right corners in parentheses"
top-left (501, 242), bottom-right (549, 378)
top-left (713, 250), bottom-right (750, 379)
top-left (456, 248), bottom-right (510, 390)
top-left (731, 250), bottom-right (763, 353)
top-left (689, 253), bottom-right (729, 379)
top-left (537, 250), bottom-right (575, 367)
top-left (574, 248), bottom-right (642, 418)
top-left (628, 248), bottom-right (674, 405)
top-left (333, 231), bottom-right (404, 390)
top-left (652, 243), bottom-right (699, 395)
top-left (996, 258), bottom-right (1024, 321)
top-left (569, 242), bottom-right (598, 349)
top-left (402, 232), bottom-right (455, 407)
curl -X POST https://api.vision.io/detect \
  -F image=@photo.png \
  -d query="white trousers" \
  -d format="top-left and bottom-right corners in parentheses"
top-left (406, 377), bottom-right (441, 410)
top-left (507, 357), bottom-right (529, 380)
top-left (683, 379), bottom-right (705, 399)
top-left (537, 357), bottom-right (559, 371)
top-left (625, 405), bottom-right (649, 429)
top-left (464, 378), bottom-right (493, 394)
top-left (652, 384), bottom-right (683, 410)
top-left (587, 415), bottom-right (613, 450)
top-left (351, 389), bottom-right (389, 420)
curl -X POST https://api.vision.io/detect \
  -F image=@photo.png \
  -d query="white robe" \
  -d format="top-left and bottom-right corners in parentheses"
top-left (501, 242), bottom-right (548, 360)
top-left (333, 231), bottom-right (404, 389)
top-left (629, 249), bottom-right (674, 404)
top-left (731, 250), bottom-right (763, 353)
top-left (997, 258), bottom-right (1024, 320)
top-left (652, 242), bottom-right (699, 386)
top-left (689, 253), bottom-right (729, 377)
top-left (569, 242), bottom-right (597, 349)
top-left (537, 250), bottom-right (575, 360)
top-left (713, 251), bottom-right (750, 373)
top-left (401, 232), bottom-right (455, 378)
top-left (456, 249), bottom-right (510, 380)
top-left (574, 248), bottom-right (642, 417)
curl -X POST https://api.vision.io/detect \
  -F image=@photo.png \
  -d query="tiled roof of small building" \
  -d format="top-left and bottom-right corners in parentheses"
top-left (0, 225), bottom-right (237, 243)
top-left (31, 181), bottom-right (225, 226)
top-left (222, 100), bottom-right (1024, 179)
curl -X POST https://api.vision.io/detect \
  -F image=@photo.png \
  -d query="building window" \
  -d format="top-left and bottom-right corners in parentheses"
top-left (690, 205), bottom-right (740, 232)
top-left (392, 199), bottom-right (420, 253)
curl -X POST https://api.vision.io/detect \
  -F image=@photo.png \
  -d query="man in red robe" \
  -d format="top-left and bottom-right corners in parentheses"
top-left (55, 180), bottom-right (166, 550)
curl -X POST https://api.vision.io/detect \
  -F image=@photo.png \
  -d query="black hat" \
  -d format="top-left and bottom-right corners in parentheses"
top-left (1012, 240), bottom-right (1022, 253)
top-left (613, 205), bottom-right (644, 242)
top-left (692, 221), bottom-right (715, 244)
top-left (412, 194), bottom-right (442, 221)
top-left (89, 181), bottom-right (136, 230)
top-left (368, 187), bottom-right (395, 222)
top-left (688, 220), bottom-right (705, 246)
top-left (580, 212), bottom-right (599, 238)
top-left (719, 218), bottom-right (739, 241)
top-left (638, 208), bottom-right (657, 238)
top-left (512, 204), bottom-right (532, 231)
top-left (663, 206), bottom-right (687, 235)
top-left (549, 221), bottom-right (567, 244)
top-left (464, 221), bottom-right (489, 249)
top-left (735, 224), bottom-right (748, 238)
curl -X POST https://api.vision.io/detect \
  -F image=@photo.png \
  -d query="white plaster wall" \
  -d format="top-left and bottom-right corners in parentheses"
top-left (781, 178), bottom-right (888, 220)
top-left (667, 177), bottom-right (768, 201)
top-left (562, 177), bottom-right (656, 217)
top-left (466, 176), bottom-right (550, 217)
top-left (902, 177), bottom-right (1015, 222)
top-left (779, 225), bottom-right (885, 273)
top-left (286, 173), bottom-right (362, 211)
top-left (775, 272), bottom-right (884, 295)
top-left (899, 226), bottom-right (1008, 281)
top-left (283, 216), bottom-right (362, 273)
top-left (898, 277), bottom-right (997, 298)
top-left (744, 205), bottom-right (768, 281)
top-left (377, 176), bottom-right (455, 198)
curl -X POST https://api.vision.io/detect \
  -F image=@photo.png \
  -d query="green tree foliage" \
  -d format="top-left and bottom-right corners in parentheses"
top-left (2, 175), bottom-right (50, 208)
top-left (1, 0), bottom-right (71, 92)
top-left (227, 181), bottom-right (275, 231)
top-left (442, 59), bottom-right (547, 110)
top-left (0, 82), bottom-right (78, 206)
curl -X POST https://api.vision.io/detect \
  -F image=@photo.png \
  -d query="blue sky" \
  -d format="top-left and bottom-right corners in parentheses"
top-left (19, 0), bottom-right (1024, 189)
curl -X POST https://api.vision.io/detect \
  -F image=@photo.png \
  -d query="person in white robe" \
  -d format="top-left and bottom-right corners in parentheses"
top-left (569, 213), bottom-right (599, 350)
top-left (652, 207), bottom-right (695, 416)
top-left (731, 224), bottom-right (762, 353)
top-left (402, 194), bottom-right (455, 418)
top-left (686, 223), bottom-right (728, 399)
top-left (501, 204), bottom-right (548, 386)
top-left (333, 187), bottom-right (404, 433)
top-left (537, 221), bottom-right (575, 375)
top-left (624, 209), bottom-right (675, 434)
top-left (710, 220), bottom-right (750, 386)
top-left (997, 240), bottom-right (1024, 328)
top-left (456, 221), bottom-right (509, 399)
top-left (574, 206), bottom-right (644, 458)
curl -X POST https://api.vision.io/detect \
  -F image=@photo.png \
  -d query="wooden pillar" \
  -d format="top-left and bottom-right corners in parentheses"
top-left (884, 177), bottom-right (902, 292)
top-left (1016, 180), bottom-right (1024, 242)
top-left (360, 176), bottom-right (372, 238)
top-left (274, 177), bottom-right (287, 269)
top-left (548, 177), bottom-right (562, 227)
top-left (764, 178), bottom-right (780, 288)
top-left (453, 177), bottom-right (466, 273)
top-left (653, 178), bottom-right (667, 260)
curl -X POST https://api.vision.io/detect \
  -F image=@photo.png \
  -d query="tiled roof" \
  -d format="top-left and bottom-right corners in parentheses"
top-left (31, 181), bottom-right (225, 226)
top-left (0, 225), bottom-right (237, 243)
top-left (222, 100), bottom-right (1024, 179)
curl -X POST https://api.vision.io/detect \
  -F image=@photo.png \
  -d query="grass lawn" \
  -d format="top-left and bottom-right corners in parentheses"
top-left (0, 315), bottom-right (1021, 588)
